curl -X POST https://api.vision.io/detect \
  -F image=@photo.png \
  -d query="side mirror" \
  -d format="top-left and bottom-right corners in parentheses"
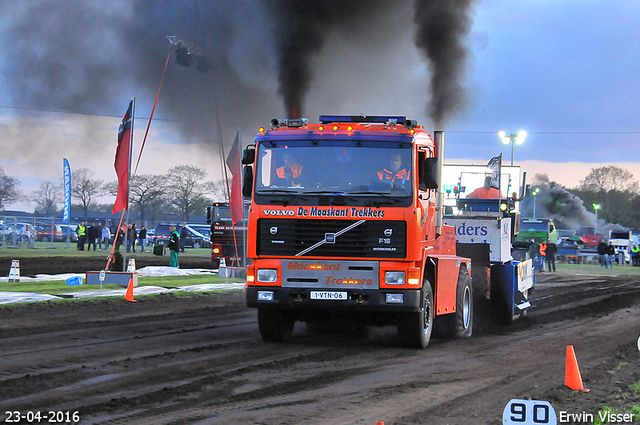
top-left (420, 157), bottom-right (438, 190)
top-left (206, 206), bottom-right (212, 224)
top-left (242, 166), bottom-right (253, 198)
top-left (242, 147), bottom-right (255, 165)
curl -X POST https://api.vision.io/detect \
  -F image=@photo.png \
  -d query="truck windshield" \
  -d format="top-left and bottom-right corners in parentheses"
top-left (521, 221), bottom-right (549, 232)
top-left (254, 140), bottom-right (412, 197)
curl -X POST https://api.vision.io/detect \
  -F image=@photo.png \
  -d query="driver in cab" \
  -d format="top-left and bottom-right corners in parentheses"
top-left (377, 154), bottom-right (409, 187)
top-left (276, 153), bottom-right (304, 187)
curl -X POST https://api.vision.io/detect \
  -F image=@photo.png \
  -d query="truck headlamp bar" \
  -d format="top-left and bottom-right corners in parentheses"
top-left (270, 118), bottom-right (308, 129)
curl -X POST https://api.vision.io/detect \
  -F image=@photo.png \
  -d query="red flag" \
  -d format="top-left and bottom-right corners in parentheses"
top-left (226, 131), bottom-right (242, 224)
top-left (112, 100), bottom-right (133, 214)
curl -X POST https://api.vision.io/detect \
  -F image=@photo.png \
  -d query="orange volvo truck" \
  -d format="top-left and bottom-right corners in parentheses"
top-left (242, 115), bottom-right (473, 348)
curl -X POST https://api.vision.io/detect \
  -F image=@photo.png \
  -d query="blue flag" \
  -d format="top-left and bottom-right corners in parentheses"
top-left (63, 158), bottom-right (71, 223)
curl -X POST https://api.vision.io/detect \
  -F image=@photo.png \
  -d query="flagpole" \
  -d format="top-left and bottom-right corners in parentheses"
top-left (123, 97), bottom-right (135, 272)
top-left (240, 128), bottom-right (247, 269)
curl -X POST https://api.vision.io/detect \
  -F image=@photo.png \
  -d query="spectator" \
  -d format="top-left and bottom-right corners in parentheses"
top-left (102, 224), bottom-right (111, 250)
top-left (538, 240), bottom-right (547, 272)
top-left (180, 224), bottom-right (188, 253)
top-left (87, 222), bottom-right (99, 251)
top-left (606, 241), bottom-right (615, 268)
top-left (597, 240), bottom-right (607, 267)
top-left (139, 226), bottom-right (147, 253)
top-left (127, 224), bottom-right (137, 253)
top-left (96, 222), bottom-right (104, 251)
top-left (76, 221), bottom-right (86, 251)
top-left (632, 245), bottom-right (640, 266)
top-left (115, 224), bottom-right (125, 251)
top-left (167, 225), bottom-right (180, 268)
top-left (545, 239), bottom-right (557, 272)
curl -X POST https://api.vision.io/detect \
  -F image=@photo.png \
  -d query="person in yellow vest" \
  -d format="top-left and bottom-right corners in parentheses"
top-left (538, 240), bottom-right (547, 272)
top-left (631, 245), bottom-right (640, 267)
top-left (75, 221), bottom-right (86, 251)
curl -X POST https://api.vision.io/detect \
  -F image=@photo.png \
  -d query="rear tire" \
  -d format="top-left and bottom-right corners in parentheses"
top-left (258, 308), bottom-right (295, 342)
top-left (443, 268), bottom-right (473, 339)
top-left (397, 282), bottom-right (434, 348)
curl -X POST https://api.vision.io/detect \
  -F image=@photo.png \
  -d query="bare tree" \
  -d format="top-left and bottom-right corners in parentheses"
top-left (165, 165), bottom-right (214, 221)
top-left (0, 166), bottom-right (21, 210)
top-left (30, 179), bottom-right (61, 216)
top-left (211, 179), bottom-right (229, 201)
top-left (106, 174), bottom-right (168, 222)
top-left (71, 168), bottom-right (103, 219)
top-left (578, 166), bottom-right (638, 193)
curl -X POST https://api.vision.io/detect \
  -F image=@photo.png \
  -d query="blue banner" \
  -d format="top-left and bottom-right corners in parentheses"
top-left (63, 158), bottom-right (71, 223)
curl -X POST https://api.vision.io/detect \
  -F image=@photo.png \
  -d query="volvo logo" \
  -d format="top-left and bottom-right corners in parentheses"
top-left (384, 228), bottom-right (393, 237)
top-left (270, 226), bottom-right (278, 235)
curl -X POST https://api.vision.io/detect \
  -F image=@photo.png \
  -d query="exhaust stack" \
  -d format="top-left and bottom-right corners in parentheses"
top-left (434, 130), bottom-right (445, 236)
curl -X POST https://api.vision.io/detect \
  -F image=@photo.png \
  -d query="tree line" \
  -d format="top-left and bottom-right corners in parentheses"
top-left (0, 164), bottom-right (230, 222)
top-left (2, 164), bottom-right (640, 229)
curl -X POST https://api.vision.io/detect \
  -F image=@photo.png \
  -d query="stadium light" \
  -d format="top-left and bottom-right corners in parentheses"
top-left (499, 130), bottom-right (527, 166)
top-left (532, 187), bottom-right (540, 217)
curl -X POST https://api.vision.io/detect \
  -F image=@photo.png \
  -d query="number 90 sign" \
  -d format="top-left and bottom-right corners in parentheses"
top-left (503, 399), bottom-right (557, 425)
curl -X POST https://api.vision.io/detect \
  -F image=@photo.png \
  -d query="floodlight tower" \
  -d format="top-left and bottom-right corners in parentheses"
top-left (499, 131), bottom-right (527, 166)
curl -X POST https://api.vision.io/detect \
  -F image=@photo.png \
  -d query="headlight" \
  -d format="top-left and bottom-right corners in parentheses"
top-left (386, 293), bottom-right (404, 304)
top-left (257, 269), bottom-right (278, 283)
top-left (258, 291), bottom-right (274, 301)
top-left (385, 271), bottom-right (405, 285)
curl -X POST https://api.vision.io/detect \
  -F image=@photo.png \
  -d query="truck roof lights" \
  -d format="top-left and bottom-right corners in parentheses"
top-left (319, 114), bottom-right (407, 124)
top-left (319, 115), bottom-right (418, 130)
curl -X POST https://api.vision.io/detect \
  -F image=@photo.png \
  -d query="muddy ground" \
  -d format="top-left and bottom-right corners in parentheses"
top-left (0, 255), bottom-right (215, 277)
top-left (1, 263), bottom-right (639, 424)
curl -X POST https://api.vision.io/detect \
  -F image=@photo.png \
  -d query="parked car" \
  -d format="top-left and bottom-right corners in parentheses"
top-left (183, 224), bottom-right (211, 249)
top-left (153, 223), bottom-right (182, 246)
top-left (1, 222), bottom-right (35, 244)
top-left (58, 224), bottom-right (78, 242)
top-left (35, 223), bottom-right (64, 242)
top-left (153, 223), bottom-right (209, 248)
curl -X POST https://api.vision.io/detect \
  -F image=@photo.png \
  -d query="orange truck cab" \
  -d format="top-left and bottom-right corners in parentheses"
top-left (242, 115), bottom-right (472, 348)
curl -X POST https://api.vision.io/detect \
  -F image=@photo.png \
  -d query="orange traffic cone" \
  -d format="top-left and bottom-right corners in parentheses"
top-left (125, 277), bottom-right (137, 303)
top-left (565, 345), bottom-right (589, 392)
top-left (376, 422), bottom-right (384, 425)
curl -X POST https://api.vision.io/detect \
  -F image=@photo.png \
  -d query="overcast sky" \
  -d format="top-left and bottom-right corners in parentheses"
top-left (0, 0), bottom-right (639, 211)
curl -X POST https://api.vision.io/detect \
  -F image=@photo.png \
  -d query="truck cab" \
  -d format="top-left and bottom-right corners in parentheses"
top-left (242, 115), bottom-right (472, 348)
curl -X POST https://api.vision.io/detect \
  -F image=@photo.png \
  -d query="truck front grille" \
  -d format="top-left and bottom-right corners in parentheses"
top-left (257, 218), bottom-right (406, 258)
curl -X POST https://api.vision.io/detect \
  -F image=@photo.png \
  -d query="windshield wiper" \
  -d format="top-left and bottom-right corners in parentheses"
top-left (347, 191), bottom-right (406, 206)
top-left (302, 190), bottom-right (347, 196)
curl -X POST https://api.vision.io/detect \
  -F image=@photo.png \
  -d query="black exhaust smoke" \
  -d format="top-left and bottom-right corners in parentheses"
top-left (413, 0), bottom-right (474, 127)
top-left (270, 0), bottom-right (388, 119)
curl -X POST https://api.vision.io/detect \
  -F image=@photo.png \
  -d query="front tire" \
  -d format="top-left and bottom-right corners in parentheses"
top-left (258, 308), bottom-right (295, 342)
top-left (397, 282), bottom-right (434, 348)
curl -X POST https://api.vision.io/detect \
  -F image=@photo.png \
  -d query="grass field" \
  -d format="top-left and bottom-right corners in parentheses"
top-left (0, 241), bottom-right (212, 257)
top-left (0, 243), bottom-right (240, 296)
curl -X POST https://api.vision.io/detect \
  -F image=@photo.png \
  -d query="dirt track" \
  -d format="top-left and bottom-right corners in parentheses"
top-left (1, 271), bottom-right (639, 425)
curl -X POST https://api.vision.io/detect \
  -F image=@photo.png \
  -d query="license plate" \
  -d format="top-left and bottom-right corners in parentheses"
top-left (310, 291), bottom-right (347, 300)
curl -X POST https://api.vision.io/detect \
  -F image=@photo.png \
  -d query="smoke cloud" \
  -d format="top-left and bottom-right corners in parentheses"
top-left (523, 173), bottom-right (626, 233)
top-left (0, 0), bottom-right (476, 155)
top-left (413, 0), bottom-right (474, 127)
